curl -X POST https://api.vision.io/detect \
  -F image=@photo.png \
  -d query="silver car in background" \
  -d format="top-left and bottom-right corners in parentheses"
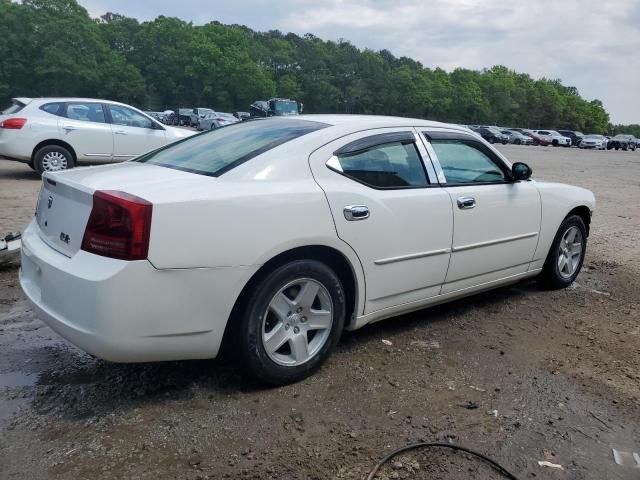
top-left (579, 134), bottom-right (607, 150)
top-left (197, 112), bottom-right (240, 130)
top-left (503, 129), bottom-right (534, 145)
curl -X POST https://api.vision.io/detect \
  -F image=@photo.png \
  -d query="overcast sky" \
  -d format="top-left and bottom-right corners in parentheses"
top-left (81, 0), bottom-right (640, 124)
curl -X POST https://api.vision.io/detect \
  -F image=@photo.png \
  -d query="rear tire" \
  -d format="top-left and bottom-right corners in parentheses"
top-left (236, 259), bottom-right (346, 386)
top-left (33, 145), bottom-right (74, 175)
top-left (538, 215), bottom-right (587, 290)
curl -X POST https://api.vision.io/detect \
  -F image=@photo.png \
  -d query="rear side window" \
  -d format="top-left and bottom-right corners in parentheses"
top-left (40, 102), bottom-right (64, 116)
top-left (137, 118), bottom-right (328, 177)
top-left (1, 100), bottom-right (25, 115)
top-left (331, 141), bottom-right (428, 188)
top-left (65, 102), bottom-right (106, 123)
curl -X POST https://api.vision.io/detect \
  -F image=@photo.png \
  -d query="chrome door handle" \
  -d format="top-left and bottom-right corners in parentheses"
top-left (114, 130), bottom-right (127, 135)
top-left (62, 125), bottom-right (78, 132)
top-left (457, 197), bottom-right (476, 210)
top-left (343, 205), bottom-right (369, 221)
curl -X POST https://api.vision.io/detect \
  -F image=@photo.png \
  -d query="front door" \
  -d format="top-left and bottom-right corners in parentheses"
top-left (309, 128), bottom-right (453, 314)
top-left (421, 131), bottom-right (541, 294)
top-left (107, 104), bottom-right (167, 159)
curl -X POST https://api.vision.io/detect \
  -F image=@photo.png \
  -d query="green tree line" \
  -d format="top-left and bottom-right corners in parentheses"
top-left (0, 0), bottom-right (631, 134)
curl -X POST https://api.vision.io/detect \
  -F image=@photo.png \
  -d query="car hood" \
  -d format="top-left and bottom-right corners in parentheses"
top-left (164, 126), bottom-right (197, 139)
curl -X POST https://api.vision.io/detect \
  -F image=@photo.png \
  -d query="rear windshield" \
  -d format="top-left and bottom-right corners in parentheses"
top-left (136, 118), bottom-right (328, 177)
top-left (1, 100), bottom-right (25, 115)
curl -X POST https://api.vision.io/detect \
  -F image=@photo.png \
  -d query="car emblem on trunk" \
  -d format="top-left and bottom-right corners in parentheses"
top-left (47, 195), bottom-right (53, 209)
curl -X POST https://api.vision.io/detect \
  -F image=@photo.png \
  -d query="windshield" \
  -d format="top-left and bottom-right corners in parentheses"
top-left (273, 101), bottom-right (299, 115)
top-left (1, 100), bottom-right (25, 115)
top-left (137, 118), bottom-right (328, 176)
top-left (584, 135), bottom-right (603, 139)
top-left (614, 134), bottom-right (632, 139)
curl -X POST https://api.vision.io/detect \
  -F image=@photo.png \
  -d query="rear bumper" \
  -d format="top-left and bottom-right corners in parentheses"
top-left (20, 220), bottom-right (258, 362)
top-left (0, 133), bottom-right (31, 162)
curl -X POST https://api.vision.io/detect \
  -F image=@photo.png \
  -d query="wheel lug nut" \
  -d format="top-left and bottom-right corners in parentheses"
top-left (293, 326), bottom-right (300, 334)
top-left (287, 311), bottom-right (292, 316)
top-left (301, 316), bottom-right (307, 322)
top-left (296, 307), bottom-right (303, 313)
top-left (285, 324), bottom-right (290, 330)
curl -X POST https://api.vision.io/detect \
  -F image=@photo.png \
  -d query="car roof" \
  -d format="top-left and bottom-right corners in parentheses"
top-left (294, 114), bottom-right (467, 131)
top-left (20, 97), bottom-right (142, 108)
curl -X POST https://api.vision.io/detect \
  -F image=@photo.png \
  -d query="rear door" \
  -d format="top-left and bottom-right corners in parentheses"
top-left (421, 131), bottom-right (541, 294)
top-left (106, 104), bottom-right (167, 160)
top-left (309, 128), bottom-right (453, 314)
top-left (59, 102), bottom-right (113, 161)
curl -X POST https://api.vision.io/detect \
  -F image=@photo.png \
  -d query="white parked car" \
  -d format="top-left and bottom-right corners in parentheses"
top-left (20, 115), bottom-right (595, 385)
top-left (0, 97), bottom-right (195, 174)
top-left (579, 134), bottom-right (608, 150)
top-left (533, 130), bottom-right (572, 147)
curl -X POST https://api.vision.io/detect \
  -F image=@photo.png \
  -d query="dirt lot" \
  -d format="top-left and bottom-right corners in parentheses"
top-left (1, 146), bottom-right (639, 479)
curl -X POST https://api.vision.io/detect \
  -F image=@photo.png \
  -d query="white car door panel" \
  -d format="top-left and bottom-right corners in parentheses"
top-left (108, 104), bottom-right (167, 159)
top-left (422, 131), bottom-right (541, 294)
top-left (59, 102), bottom-right (113, 161)
top-left (309, 128), bottom-right (454, 313)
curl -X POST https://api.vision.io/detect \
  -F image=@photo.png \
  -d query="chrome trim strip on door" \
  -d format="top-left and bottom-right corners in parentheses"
top-left (112, 154), bottom-right (136, 158)
top-left (452, 232), bottom-right (539, 252)
top-left (84, 153), bottom-right (112, 157)
top-left (374, 248), bottom-right (452, 265)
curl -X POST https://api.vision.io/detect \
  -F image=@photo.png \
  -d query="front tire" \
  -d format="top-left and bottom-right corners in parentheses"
top-left (539, 215), bottom-right (587, 289)
top-left (33, 145), bottom-right (74, 175)
top-left (237, 260), bottom-right (346, 385)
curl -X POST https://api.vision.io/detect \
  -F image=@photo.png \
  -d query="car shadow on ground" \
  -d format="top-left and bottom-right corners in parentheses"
top-left (30, 279), bottom-right (539, 420)
top-left (0, 166), bottom-right (40, 181)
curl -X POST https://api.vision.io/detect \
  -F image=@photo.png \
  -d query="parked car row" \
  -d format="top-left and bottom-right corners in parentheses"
top-left (467, 124), bottom-right (639, 151)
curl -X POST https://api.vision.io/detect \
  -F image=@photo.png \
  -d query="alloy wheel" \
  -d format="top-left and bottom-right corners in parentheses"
top-left (261, 278), bottom-right (333, 366)
top-left (41, 151), bottom-right (68, 172)
top-left (557, 226), bottom-right (583, 279)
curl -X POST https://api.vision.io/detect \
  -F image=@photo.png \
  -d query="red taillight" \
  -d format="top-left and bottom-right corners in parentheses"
top-left (0, 118), bottom-right (27, 129)
top-left (81, 190), bottom-right (152, 261)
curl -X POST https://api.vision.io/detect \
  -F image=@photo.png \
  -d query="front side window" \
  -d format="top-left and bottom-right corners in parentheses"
top-left (64, 102), bottom-right (106, 123)
top-left (431, 139), bottom-right (507, 185)
top-left (331, 141), bottom-right (428, 189)
top-left (137, 118), bottom-right (328, 177)
top-left (109, 105), bottom-right (154, 129)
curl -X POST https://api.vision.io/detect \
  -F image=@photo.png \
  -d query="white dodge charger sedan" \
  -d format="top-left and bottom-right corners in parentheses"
top-left (20, 115), bottom-right (595, 385)
top-left (0, 97), bottom-right (194, 174)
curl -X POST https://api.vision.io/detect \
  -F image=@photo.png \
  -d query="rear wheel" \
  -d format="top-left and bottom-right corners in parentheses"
top-left (236, 259), bottom-right (346, 385)
top-left (539, 215), bottom-right (587, 289)
top-left (552, 139), bottom-right (559, 147)
top-left (33, 145), bottom-right (74, 175)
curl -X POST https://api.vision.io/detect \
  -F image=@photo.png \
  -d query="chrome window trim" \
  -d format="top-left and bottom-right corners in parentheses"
top-left (416, 131), bottom-right (446, 184)
top-left (411, 131), bottom-right (438, 183)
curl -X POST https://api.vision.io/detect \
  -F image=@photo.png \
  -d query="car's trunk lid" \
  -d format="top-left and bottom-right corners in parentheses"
top-left (35, 175), bottom-right (94, 257)
top-left (35, 163), bottom-right (217, 257)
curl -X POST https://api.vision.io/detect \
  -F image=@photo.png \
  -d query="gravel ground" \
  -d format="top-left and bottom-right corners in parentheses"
top-left (1, 145), bottom-right (639, 479)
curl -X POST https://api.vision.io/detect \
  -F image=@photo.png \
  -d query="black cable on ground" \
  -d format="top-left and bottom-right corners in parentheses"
top-left (365, 442), bottom-right (520, 480)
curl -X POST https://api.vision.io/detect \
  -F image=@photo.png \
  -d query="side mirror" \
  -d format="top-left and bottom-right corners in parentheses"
top-left (512, 162), bottom-right (532, 181)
